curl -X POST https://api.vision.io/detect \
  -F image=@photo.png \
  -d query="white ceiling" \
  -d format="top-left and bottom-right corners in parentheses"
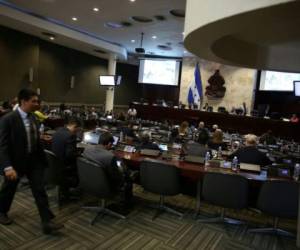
top-left (0, 0), bottom-right (187, 61)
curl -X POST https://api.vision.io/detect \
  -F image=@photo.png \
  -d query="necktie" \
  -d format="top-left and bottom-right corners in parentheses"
top-left (27, 113), bottom-right (37, 153)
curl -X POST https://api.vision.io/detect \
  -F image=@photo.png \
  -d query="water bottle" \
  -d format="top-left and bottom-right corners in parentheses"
top-left (39, 123), bottom-right (45, 134)
top-left (120, 131), bottom-right (124, 143)
top-left (293, 163), bottom-right (300, 181)
top-left (217, 146), bottom-right (222, 159)
top-left (231, 156), bottom-right (238, 171)
top-left (205, 152), bottom-right (211, 167)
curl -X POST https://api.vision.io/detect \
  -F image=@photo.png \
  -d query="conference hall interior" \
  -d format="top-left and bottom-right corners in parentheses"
top-left (0, 0), bottom-right (300, 249)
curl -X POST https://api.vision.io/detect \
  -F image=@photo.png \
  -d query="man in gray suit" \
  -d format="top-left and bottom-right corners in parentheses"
top-left (82, 132), bottom-right (127, 194)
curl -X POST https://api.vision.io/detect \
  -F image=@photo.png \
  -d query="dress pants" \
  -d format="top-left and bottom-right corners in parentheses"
top-left (0, 159), bottom-right (54, 223)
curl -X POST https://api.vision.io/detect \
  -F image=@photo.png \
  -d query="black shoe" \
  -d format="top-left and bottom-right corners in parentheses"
top-left (0, 213), bottom-right (13, 225)
top-left (42, 221), bottom-right (64, 235)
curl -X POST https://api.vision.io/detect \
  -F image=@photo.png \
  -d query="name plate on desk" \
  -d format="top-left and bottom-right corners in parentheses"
top-left (184, 155), bottom-right (205, 164)
top-left (240, 163), bottom-right (261, 173)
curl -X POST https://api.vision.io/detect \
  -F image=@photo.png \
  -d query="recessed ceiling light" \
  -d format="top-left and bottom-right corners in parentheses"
top-left (130, 0), bottom-right (136, 2)
top-left (93, 7), bottom-right (99, 12)
top-left (72, 17), bottom-right (78, 21)
top-left (49, 36), bottom-right (55, 40)
top-left (131, 39), bottom-right (136, 43)
top-left (152, 35), bottom-right (157, 39)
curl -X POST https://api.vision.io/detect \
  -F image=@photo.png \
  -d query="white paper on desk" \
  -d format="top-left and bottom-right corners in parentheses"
top-left (172, 143), bottom-right (181, 149)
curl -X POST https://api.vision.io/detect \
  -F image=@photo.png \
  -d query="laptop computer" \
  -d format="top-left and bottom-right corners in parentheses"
top-left (83, 132), bottom-right (100, 145)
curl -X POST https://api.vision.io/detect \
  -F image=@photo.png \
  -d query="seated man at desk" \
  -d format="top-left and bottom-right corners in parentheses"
top-left (229, 134), bottom-right (271, 167)
top-left (82, 132), bottom-right (133, 206)
top-left (121, 122), bottom-right (136, 139)
top-left (259, 130), bottom-right (277, 145)
top-left (138, 131), bottom-right (160, 151)
top-left (197, 121), bottom-right (209, 145)
top-left (208, 129), bottom-right (227, 150)
top-left (52, 118), bottom-right (82, 201)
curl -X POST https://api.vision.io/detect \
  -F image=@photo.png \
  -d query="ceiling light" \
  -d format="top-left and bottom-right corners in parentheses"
top-left (49, 36), bottom-right (55, 40)
top-left (130, 0), bottom-right (136, 2)
top-left (152, 35), bottom-right (157, 39)
top-left (131, 39), bottom-right (136, 43)
top-left (72, 17), bottom-right (78, 21)
top-left (93, 7), bottom-right (99, 12)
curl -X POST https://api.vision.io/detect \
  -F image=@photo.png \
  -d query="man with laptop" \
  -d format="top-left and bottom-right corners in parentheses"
top-left (82, 132), bottom-right (133, 207)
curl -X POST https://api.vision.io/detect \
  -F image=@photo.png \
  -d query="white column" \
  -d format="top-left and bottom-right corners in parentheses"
top-left (105, 53), bottom-right (117, 112)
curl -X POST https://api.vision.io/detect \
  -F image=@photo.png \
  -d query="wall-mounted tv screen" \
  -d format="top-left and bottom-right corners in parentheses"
top-left (138, 58), bottom-right (180, 86)
top-left (294, 81), bottom-right (300, 97)
top-left (259, 70), bottom-right (300, 91)
top-left (99, 75), bottom-right (122, 86)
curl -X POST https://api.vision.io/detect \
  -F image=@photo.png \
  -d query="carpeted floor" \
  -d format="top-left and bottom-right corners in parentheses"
top-left (0, 178), bottom-right (298, 250)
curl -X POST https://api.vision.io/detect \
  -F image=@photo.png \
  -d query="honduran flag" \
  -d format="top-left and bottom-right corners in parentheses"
top-left (188, 62), bottom-right (203, 105)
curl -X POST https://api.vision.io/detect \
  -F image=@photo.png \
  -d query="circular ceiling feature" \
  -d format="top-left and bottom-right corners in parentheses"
top-left (157, 45), bottom-right (172, 51)
top-left (42, 31), bottom-right (56, 37)
top-left (131, 16), bottom-right (153, 23)
top-left (154, 15), bottom-right (166, 21)
top-left (104, 22), bottom-right (124, 29)
top-left (184, 0), bottom-right (300, 72)
top-left (170, 9), bottom-right (185, 18)
top-left (94, 49), bottom-right (106, 54)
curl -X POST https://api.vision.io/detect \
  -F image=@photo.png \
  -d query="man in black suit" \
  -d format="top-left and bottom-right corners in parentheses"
top-left (0, 89), bottom-right (62, 234)
top-left (51, 118), bottom-right (81, 200)
top-left (229, 134), bottom-right (271, 167)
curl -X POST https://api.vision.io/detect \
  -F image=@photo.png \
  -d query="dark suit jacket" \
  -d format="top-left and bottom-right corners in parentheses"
top-left (229, 146), bottom-right (271, 167)
top-left (0, 110), bottom-right (46, 175)
top-left (82, 145), bottom-right (124, 191)
top-left (52, 127), bottom-right (77, 167)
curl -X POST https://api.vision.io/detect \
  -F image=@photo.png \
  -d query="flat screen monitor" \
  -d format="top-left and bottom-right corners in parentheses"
top-left (99, 75), bottom-right (122, 86)
top-left (116, 75), bottom-right (122, 85)
top-left (113, 136), bottom-right (119, 146)
top-left (294, 81), bottom-right (300, 96)
top-left (99, 75), bottom-right (115, 86)
top-left (83, 132), bottom-right (100, 145)
top-left (259, 70), bottom-right (300, 91)
top-left (138, 58), bottom-right (181, 86)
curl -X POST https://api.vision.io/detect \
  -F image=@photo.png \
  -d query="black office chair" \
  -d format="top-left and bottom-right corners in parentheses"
top-left (140, 160), bottom-right (183, 220)
top-left (198, 172), bottom-right (248, 225)
top-left (44, 149), bottom-right (64, 207)
top-left (248, 180), bottom-right (299, 237)
top-left (207, 106), bottom-right (213, 112)
top-left (217, 106), bottom-right (226, 113)
top-left (77, 157), bottom-right (126, 225)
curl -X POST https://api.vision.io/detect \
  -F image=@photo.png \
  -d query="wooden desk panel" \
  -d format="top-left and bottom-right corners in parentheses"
top-left (134, 104), bottom-right (300, 141)
top-left (114, 151), bottom-right (288, 182)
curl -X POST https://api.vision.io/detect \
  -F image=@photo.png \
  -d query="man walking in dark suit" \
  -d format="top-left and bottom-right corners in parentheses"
top-left (0, 89), bottom-right (62, 234)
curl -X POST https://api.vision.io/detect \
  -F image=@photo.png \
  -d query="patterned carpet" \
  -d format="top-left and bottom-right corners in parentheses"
top-left (0, 177), bottom-right (298, 250)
